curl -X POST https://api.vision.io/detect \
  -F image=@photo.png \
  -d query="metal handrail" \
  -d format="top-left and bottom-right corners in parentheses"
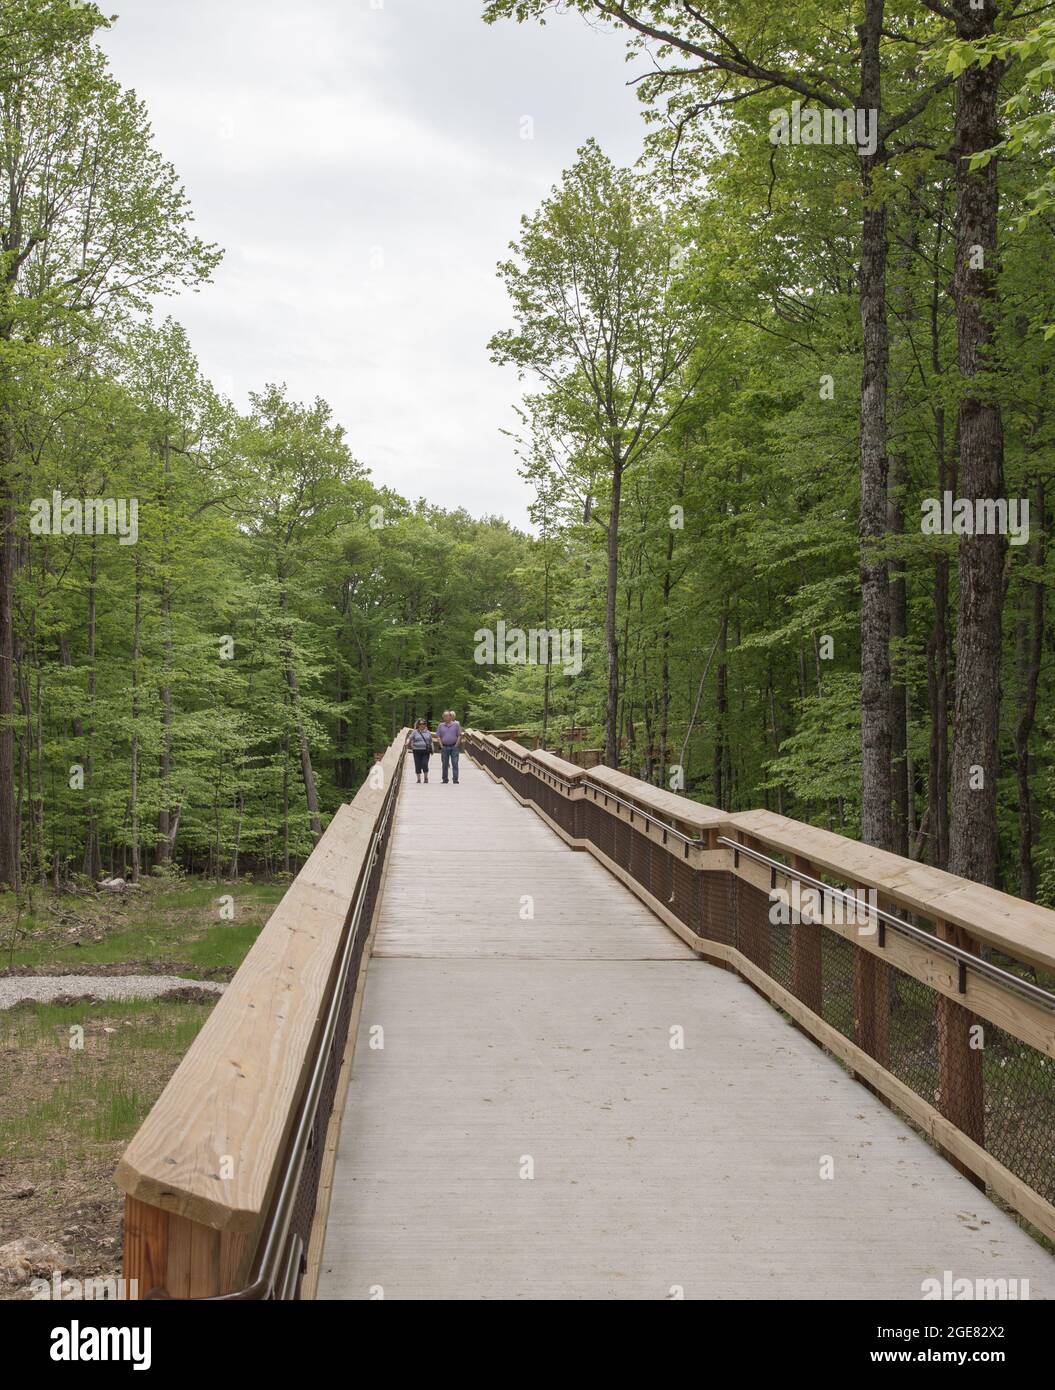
top-left (470, 734), bottom-right (706, 848)
top-left (472, 732), bottom-right (1055, 1013)
top-left (580, 778), bottom-right (706, 848)
top-left (528, 762), bottom-right (580, 793)
top-left (205, 748), bottom-right (406, 1301)
top-left (717, 835), bottom-right (1055, 1015)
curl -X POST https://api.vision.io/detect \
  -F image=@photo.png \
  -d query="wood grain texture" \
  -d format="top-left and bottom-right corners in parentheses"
top-left (729, 808), bottom-right (1055, 971)
top-left (318, 754), bottom-right (1055, 1299)
top-left (584, 765), bottom-right (725, 833)
top-left (728, 838), bottom-right (1055, 1057)
top-left (526, 747), bottom-right (586, 781)
top-left (318, 954), bottom-right (1055, 1298)
top-left (373, 757), bottom-right (692, 961)
top-left (116, 735), bottom-right (409, 1237)
top-left (479, 736), bottom-right (1055, 972)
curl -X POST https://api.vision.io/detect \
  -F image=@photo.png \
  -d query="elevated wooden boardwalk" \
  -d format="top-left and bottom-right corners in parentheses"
top-left (316, 754), bottom-right (1055, 1301)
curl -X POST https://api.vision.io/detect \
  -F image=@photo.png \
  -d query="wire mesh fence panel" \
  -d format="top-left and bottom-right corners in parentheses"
top-left (613, 815), bottom-right (631, 874)
top-left (790, 920), bottom-right (823, 1015)
top-left (650, 839), bottom-right (674, 917)
top-left (580, 796), bottom-right (598, 846)
top-left (736, 879), bottom-right (770, 973)
top-left (767, 914), bottom-right (794, 994)
top-left (700, 869), bottom-right (733, 945)
top-left (596, 799), bottom-right (615, 861)
top-left (629, 824), bottom-right (651, 896)
top-left (886, 970), bottom-right (941, 1109)
top-left (982, 1023), bottom-right (1055, 1205)
top-left (669, 856), bottom-right (698, 934)
top-left (820, 930), bottom-right (856, 1040)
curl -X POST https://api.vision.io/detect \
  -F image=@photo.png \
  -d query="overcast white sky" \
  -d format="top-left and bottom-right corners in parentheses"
top-left (99, 0), bottom-right (647, 529)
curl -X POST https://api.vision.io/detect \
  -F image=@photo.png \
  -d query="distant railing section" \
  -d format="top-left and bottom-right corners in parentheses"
top-left (116, 730), bottom-right (409, 1299)
top-left (476, 728), bottom-right (540, 747)
top-left (475, 729), bottom-right (605, 764)
top-left (464, 729), bottom-right (1055, 1243)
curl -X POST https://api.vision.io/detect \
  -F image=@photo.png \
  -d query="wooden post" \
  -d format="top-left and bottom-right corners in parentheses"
top-left (936, 919), bottom-right (986, 1189)
top-left (122, 1201), bottom-right (251, 1299)
top-left (790, 854), bottom-right (822, 1015)
top-left (737, 836), bottom-right (770, 972)
top-left (852, 890), bottom-right (890, 1072)
top-left (117, 733), bottom-right (410, 1300)
top-left (122, 1197), bottom-right (170, 1299)
top-left (854, 951), bottom-right (891, 1066)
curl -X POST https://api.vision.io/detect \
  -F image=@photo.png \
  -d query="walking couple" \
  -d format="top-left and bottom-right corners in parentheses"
top-left (407, 711), bottom-right (461, 785)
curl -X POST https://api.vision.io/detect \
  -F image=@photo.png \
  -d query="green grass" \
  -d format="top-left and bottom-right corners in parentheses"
top-left (0, 998), bottom-right (218, 1163)
top-left (0, 878), bottom-right (285, 974)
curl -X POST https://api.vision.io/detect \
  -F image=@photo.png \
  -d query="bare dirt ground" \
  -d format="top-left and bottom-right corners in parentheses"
top-left (0, 878), bottom-right (281, 1300)
top-left (0, 976), bottom-right (225, 1009)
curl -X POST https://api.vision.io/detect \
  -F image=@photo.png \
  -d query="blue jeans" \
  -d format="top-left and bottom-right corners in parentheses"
top-left (441, 745), bottom-right (460, 782)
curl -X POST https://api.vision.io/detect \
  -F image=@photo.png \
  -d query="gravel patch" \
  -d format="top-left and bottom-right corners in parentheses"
top-left (0, 962), bottom-right (235, 979)
top-left (0, 976), bottom-right (226, 1010)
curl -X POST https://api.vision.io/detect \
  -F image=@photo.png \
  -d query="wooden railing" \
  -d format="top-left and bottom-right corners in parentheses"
top-left (464, 729), bottom-right (1055, 1244)
top-left (476, 727), bottom-right (540, 747)
top-left (116, 730), bottom-right (409, 1299)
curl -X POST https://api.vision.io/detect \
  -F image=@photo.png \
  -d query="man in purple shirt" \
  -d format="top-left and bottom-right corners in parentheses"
top-left (437, 710), bottom-right (461, 784)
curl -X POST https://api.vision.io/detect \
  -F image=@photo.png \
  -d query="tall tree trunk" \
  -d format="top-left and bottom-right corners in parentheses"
top-left (0, 233), bottom-right (23, 890)
top-left (888, 192), bottom-right (919, 858)
top-left (926, 189), bottom-right (953, 870)
top-left (541, 519), bottom-right (552, 747)
top-left (35, 657), bottom-right (45, 886)
top-left (603, 456), bottom-right (623, 768)
top-left (618, 564), bottom-right (634, 761)
top-left (713, 606), bottom-right (728, 810)
top-left (888, 453), bottom-right (909, 859)
top-left (285, 658), bottom-right (322, 842)
top-left (0, 471), bottom-right (19, 890)
top-left (130, 555), bottom-right (142, 883)
top-left (281, 733), bottom-right (290, 875)
top-left (1014, 476), bottom-right (1044, 900)
top-left (948, 0), bottom-right (1006, 887)
top-left (156, 573), bottom-right (174, 864)
top-left (82, 541), bottom-right (102, 881)
top-left (658, 544), bottom-right (672, 785)
top-left (857, 0), bottom-right (893, 851)
top-left (659, 459), bottom-right (685, 786)
top-left (280, 586), bottom-right (322, 842)
top-left (768, 676), bottom-right (785, 816)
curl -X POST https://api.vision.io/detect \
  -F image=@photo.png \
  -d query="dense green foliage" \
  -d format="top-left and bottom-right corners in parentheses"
top-left (3, 0), bottom-right (1055, 904)
top-left (0, 1), bottom-right (536, 880)
top-left (480, 0), bottom-right (1055, 898)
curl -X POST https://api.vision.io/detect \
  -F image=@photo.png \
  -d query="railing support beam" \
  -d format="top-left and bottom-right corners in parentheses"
top-left (936, 919), bottom-right (986, 1190)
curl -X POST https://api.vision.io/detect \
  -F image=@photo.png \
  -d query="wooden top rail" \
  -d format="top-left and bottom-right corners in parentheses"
top-left (527, 747), bottom-right (585, 782)
top-left (729, 809), bottom-right (1055, 975)
top-left (467, 729), bottom-right (1055, 976)
top-left (583, 766), bottom-right (725, 836)
top-left (115, 731), bottom-right (409, 1242)
top-left (465, 726), bottom-right (1055, 1241)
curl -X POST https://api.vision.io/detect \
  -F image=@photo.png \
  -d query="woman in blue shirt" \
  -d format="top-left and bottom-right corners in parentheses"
top-left (407, 720), bottom-right (433, 783)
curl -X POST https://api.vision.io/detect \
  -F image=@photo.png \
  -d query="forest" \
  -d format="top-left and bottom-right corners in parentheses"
top-left (3, 0), bottom-right (1055, 903)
